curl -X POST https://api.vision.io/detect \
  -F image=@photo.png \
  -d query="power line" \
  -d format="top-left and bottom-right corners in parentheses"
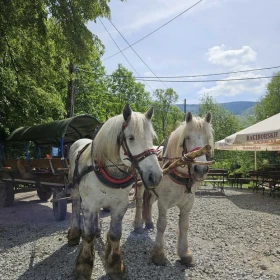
top-left (133, 76), bottom-right (274, 83)
top-left (130, 65), bottom-right (280, 79)
top-left (98, 18), bottom-right (154, 92)
top-left (108, 19), bottom-right (168, 88)
top-left (77, 65), bottom-right (280, 79)
top-left (102, 0), bottom-right (203, 61)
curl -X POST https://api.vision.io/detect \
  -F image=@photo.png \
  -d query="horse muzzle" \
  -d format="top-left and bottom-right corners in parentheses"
top-left (193, 164), bottom-right (209, 180)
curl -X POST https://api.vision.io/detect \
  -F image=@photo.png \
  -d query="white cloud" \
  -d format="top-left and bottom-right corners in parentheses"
top-left (207, 45), bottom-right (257, 67)
top-left (198, 72), bottom-right (267, 98)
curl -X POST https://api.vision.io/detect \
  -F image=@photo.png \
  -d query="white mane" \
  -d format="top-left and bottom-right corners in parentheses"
top-left (164, 116), bottom-right (214, 158)
top-left (93, 112), bottom-right (157, 164)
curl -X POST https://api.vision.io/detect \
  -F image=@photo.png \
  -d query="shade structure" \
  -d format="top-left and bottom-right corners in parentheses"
top-left (215, 113), bottom-right (280, 151)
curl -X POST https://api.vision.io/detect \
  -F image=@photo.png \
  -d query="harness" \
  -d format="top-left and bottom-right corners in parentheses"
top-left (162, 137), bottom-right (209, 193)
top-left (68, 120), bottom-right (158, 191)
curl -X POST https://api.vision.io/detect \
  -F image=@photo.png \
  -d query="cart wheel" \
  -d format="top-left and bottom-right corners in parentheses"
top-left (0, 182), bottom-right (14, 207)
top-left (53, 189), bottom-right (67, 221)
top-left (37, 189), bottom-right (53, 201)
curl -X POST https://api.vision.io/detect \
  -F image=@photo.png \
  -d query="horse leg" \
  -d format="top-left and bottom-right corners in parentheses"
top-left (142, 189), bottom-right (156, 229)
top-left (151, 204), bottom-right (167, 265)
top-left (68, 187), bottom-right (82, 246)
top-left (133, 185), bottom-right (145, 233)
top-left (73, 208), bottom-right (98, 280)
top-left (105, 203), bottom-right (128, 279)
top-left (177, 204), bottom-right (195, 267)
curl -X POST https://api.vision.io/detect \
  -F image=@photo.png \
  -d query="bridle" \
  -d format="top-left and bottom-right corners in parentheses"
top-left (118, 120), bottom-right (158, 190)
top-left (163, 137), bottom-right (210, 184)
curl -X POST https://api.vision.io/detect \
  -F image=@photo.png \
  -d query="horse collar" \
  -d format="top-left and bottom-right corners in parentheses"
top-left (93, 160), bottom-right (137, 189)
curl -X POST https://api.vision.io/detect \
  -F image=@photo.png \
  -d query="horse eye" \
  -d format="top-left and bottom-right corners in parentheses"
top-left (185, 136), bottom-right (190, 140)
top-left (128, 135), bottom-right (135, 141)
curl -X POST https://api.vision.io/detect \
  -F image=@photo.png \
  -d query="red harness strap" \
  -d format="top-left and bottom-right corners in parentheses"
top-left (96, 160), bottom-right (135, 184)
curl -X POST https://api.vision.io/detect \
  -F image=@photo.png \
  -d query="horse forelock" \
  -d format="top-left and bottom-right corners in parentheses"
top-left (164, 116), bottom-right (214, 158)
top-left (93, 111), bottom-right (157, 164)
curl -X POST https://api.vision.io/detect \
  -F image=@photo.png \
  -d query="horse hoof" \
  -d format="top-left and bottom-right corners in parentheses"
top-left (106, 254), bottom-right (126, 280)
top-left (151, 247), bottom-right (167, 266)
top-left (73, 268), bottom-right (92, 280)
top-left (180, 256), bottom-right (195, 267)
top-left (108, 271), bottom-right (127, 280)
top-left (145, 222), bottom-right (154, 230)
top-left (152, 255), bottom-right (167, 266)
top-left (68, 228), bottom-right (81, 247)
top-left (134, 227), bottom-right (144, 234)
top-left (73, 260), bottom-right (93, 280)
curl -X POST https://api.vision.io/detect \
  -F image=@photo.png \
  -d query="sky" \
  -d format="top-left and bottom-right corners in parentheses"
top-left (87, 0), bottom-right (280, 105)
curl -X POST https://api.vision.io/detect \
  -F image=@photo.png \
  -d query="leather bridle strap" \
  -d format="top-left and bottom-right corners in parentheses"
top-left (119, 121), bottom-right (158, 190)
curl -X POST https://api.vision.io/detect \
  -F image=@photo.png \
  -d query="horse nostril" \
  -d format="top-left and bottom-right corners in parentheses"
top-left (194, 165), bottom-right (199, 173)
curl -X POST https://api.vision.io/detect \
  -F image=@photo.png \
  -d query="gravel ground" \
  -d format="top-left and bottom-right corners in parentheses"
top-left (0, 186), bottom-right (280, 280)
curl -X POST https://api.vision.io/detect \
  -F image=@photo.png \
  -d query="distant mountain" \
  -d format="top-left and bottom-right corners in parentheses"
top-left (175, 101), bottom-right (257, 116)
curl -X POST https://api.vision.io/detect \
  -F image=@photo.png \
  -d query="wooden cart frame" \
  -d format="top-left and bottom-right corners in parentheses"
top-left (0, 114), bottom-right (101, 220)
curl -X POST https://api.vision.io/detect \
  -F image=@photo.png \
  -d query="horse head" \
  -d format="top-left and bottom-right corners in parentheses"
top-left (184, 111), bottom-right (213, 180)
top-left (119, 104), bottom-right (163, 188)
top-left (94, 104), bottom-right (163, 189)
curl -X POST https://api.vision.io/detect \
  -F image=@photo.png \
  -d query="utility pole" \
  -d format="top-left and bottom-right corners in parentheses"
top-left (66, 63), bottom-right (76, 118)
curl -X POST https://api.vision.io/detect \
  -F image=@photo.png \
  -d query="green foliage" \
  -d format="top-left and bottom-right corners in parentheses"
top-left (106, 64), bottom-right (151, 117)
top-left (198, 94), bottom-right (239, 142)
top-left (255, 72), bottom-right (280, 121)
top-left (152, 88), bottom-right (180, 141)
top-left (0, 0), bottom-right (117, 138)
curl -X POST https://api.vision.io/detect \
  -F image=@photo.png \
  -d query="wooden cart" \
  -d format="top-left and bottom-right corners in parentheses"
top-left (0, 114), bottom-right (101, 220)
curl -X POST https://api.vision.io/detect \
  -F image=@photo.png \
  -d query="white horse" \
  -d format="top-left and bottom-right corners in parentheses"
top-left (67, 104), bottom-right (163, 280)
top-left (133, 111), bottom-right (214, 267)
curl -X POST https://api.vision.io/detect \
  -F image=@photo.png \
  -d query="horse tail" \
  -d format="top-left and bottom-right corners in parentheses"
top-left (142, 189), bottom-right (152, 221)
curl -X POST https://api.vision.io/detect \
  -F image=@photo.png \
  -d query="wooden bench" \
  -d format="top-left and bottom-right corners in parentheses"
top-left (0, 158), bottom-right (69, 179)
top-left (204, 169), bottom-right (228, 194)
top-left (228, 173), bottom-right (252, 189)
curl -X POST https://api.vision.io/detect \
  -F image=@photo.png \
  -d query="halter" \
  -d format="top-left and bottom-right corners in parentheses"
top-left (118, 121), bottom-right (158, 190)
top-left (163, 137), bottom-right (209, 193)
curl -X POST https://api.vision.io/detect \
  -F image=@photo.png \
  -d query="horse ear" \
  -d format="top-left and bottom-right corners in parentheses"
top-left (145, 106), bottom-right (154, 120)
top-left (123, 104), bottom-right (132, 121)
top-left (205, 112), bottom-right (212, 123)
top-left (185, 112), bottom-right (193, 123)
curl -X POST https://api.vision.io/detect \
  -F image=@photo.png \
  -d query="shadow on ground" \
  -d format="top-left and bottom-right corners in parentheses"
top-left (225, 188), bottom-right (280, 216)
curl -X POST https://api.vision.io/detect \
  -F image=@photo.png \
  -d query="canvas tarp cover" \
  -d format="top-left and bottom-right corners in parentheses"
top-left (6, 115), bottom-right (101, 145)
top-left (215, 112), bottom-right (280, 151)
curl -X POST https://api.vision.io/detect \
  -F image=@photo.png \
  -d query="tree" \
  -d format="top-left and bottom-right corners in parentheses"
top-left (153, 88), bottom-right (179, 139)
top-left (198, 94), bottom-right (243, 172)
top-left (198, 94), bottom-right (239, 142)
top-left (74, 54), bottom-right (108, 121)
top-left (106, 64), bottom-right (151, 117)
top-left (0, 0), bottom-right (120, 137)
top-left (255, 72), bottom-right (280, 121)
